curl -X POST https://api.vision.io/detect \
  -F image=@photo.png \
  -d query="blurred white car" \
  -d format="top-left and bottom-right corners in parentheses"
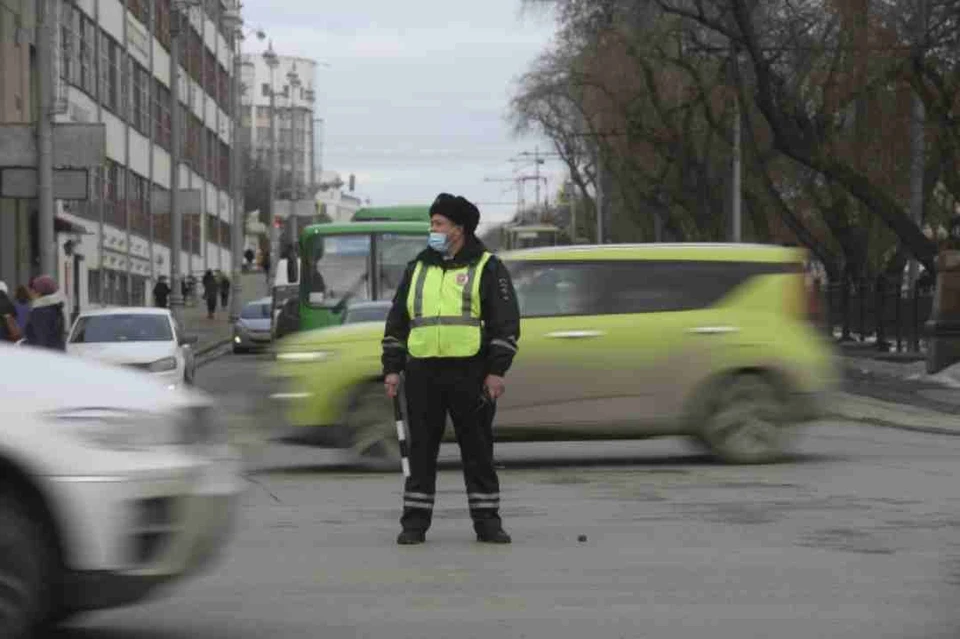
top-left (0, 343), bottom-right (243, 637)
top-left (66, 307), bottom-right (198, 388)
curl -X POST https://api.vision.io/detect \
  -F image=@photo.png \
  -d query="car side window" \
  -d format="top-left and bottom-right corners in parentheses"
top-left (601, 260), bottom-right (787, 314)
top-left (510, 262), bottom-right (606, 318)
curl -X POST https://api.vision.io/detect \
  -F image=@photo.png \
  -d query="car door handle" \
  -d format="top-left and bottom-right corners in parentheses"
top-left (546, 330), bottom-right (605, 339)
top-left (687, 326), bottom-right (740, 335)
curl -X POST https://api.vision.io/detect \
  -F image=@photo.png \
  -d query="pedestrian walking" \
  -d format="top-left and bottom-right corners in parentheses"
top-left (202, 270), bottom-right (217, 319)
top-left (24, 275), bottom-right (66, 351)
top-left (382, 193), bottom-right (521, 545)
top-left (0, 281), bottom-right (22, 343)
top-left (262, 251), bottom-right (272, 288)
top-left (219, 272), bottom-right (231, 309)
top-left (12, 285), bottom-right (31, 333)
top-left (153, 275), bottom-right (171, 308)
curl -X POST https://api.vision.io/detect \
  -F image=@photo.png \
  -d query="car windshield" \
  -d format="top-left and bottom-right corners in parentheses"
top-left (304, 232), bottom-right (425, 304)
top-left (70, 314), bottom-right (173, 343)
top-left (344, 305), bottom-right (391, 324)
top-left (241, 302), bottom-right (271, 320)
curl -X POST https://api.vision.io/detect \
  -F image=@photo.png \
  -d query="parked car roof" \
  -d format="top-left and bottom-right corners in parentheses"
top-left (75, 306), bottom-right (174, 317)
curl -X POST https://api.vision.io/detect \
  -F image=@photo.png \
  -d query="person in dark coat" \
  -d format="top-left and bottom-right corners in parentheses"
top-left (13, 285), bottom-right (31, 331)
top-left (382, 193), bottom-right (521, 545)
top-left (0, 281), bottom-right (21, 343)
top-left (218, 271), bottom-right (230, 309)
top-left (25, 275), bottom-right (66, 351)
top-left (202, 270), bottom-right (217, 319)
top-left (153, 276), bottom-right (171, 308)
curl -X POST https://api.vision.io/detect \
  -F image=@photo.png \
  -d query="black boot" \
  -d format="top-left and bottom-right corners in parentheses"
top-left (476, 527), bottom-right (511, 544)
top-left (397, 529), bottom-right (426, 545)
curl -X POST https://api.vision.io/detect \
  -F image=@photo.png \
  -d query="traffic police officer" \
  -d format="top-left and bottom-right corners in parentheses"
top-left (382, 193), bottom-right (521, 545)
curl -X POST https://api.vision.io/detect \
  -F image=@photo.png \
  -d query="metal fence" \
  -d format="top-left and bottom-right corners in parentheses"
top-left (822, 280), bottom-right (935, 354)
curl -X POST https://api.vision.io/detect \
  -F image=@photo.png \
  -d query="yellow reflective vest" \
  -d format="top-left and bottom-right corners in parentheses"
top-left (406, 252), bottom-right (493, 358)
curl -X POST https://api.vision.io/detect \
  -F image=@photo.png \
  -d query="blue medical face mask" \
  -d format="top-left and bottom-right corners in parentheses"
top-left (427, 232), bottom-right (449, 253)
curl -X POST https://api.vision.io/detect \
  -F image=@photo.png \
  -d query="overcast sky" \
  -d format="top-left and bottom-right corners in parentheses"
top-left (239, 0), bottom-right (564, 229)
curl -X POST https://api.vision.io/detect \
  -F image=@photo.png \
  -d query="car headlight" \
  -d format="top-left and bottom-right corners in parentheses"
top-left (275, 350), bottom-right (334, 363)
top-left (46, 408), bottom-right (180, 451)
top-left (46, 406), bottom-right (225, 451)
top-left (148, 356), bottom-right (177, 372)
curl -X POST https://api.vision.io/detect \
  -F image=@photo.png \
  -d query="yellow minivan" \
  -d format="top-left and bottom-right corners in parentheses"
top-left (272, 243), bottom-right (838, 464)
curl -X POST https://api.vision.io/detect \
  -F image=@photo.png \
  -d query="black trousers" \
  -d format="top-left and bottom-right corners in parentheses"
top-left (400, 358), bottom-right (501, 534)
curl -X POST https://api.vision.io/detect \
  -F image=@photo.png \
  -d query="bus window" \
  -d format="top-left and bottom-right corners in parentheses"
top-left (377, 234), bottom-right (425, 300)
top-left (304, 234), bottom-right (372, 305)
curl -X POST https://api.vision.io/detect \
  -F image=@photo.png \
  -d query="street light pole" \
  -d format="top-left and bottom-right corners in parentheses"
top-left (730, 43), bottom-right (743, 243)
top-left (168, 3), bottom-right (189, 326)
top-left (287, 64), bottom-right (301, 246)
top-left (225, 3), bottom-right (244, 323)
top-left (263, 42), bottom-right (280, 288)
top-left (37, 0), bottom-right (56, 277)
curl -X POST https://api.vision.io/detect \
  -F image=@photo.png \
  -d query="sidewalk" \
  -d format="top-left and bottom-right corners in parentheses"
top-left (831, 341), bottom-right (960, 434)
top-left (180, 271), bottom-right (269, 357)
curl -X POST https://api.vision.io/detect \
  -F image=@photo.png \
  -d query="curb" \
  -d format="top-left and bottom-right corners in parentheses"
top-left (829, 392), bottom-right (960, 437)
top-left (195, 337), bottom-right (232, 368)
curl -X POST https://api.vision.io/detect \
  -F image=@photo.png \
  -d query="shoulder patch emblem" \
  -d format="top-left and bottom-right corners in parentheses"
top-left (456, 273), bottom-right (469, 286)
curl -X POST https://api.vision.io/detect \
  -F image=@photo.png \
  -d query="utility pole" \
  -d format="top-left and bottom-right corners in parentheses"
top-left (287, 63), bottom-right (302, 248)
top-left (226, 2), bottom-right (244, 323)
top-left (263, 42), bottom-right (280, 289)
top-left (908, 0), bottom-right (926, 293)
top-left (512, 147), bottom-right (559, 212)
top-left (730, 43), bottom-right (743, 243)
top-left (595, 149), bottom-right (605, 244)
top-left (168, 2), bottom-right (190, 326)
top-left (37, 0), bottom-right (56, 276)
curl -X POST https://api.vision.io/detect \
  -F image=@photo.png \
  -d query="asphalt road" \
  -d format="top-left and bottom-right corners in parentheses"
top-left (56, 352), bottom-right (960, 639)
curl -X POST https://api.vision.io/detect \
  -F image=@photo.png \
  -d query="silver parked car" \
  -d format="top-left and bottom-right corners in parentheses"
top-left (233, 297), bottom-right (273, 353)
top-left (342, 300), bottom-right (392, 324)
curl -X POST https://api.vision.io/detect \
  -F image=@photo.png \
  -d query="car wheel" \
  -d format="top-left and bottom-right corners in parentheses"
top-left (344, 382), bottom-right (401, 470)
top-left (696, 373), bottom-right (790, 464)
top-left (0, 491), bottom-right (54, 639)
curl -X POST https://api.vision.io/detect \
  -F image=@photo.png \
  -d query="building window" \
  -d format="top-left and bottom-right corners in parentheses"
top-left (70, 8), bottom-right (82, 86)
top-left (129, 0), bottom-right (150, 26)
top-left (154, 80), bottom-right (171, 149)
top-left (155, 0), bottom-right (171, 49)
top-left (79, 15), bottom-right (97, 97)
top-left (154, 186), bottom-right (171, 247)
top-left (128, 172), bottom-right (150, 238)
top-left (120, 49), bottom-right (130, 120)
top-left (88, 269), bottom-right (101, 305)
top-left (60, 2), bottom-right (74, 82)
top-left (132, 62), bottom-right (150, 135)
top-left (219, 219), bottom-right (231, 249)
top-left (219, 140), bottom-right (230, 189)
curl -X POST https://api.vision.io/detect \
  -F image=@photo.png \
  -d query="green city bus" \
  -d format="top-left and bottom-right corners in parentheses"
top-left (292, 220), bottom-right (430, 332)
top-left (351, 205), bottom-right (430, 223)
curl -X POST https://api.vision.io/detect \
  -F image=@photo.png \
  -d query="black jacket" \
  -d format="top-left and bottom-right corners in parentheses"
top-left (382, 236), bottom-right (520, 377)
top-left (25, 292), bottom-right (66, 350)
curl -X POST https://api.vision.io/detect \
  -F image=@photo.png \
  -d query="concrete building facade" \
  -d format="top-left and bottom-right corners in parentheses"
top-left (0, 0), bottom-right (241, 316)
top-left (0, 0), bottom-right (39, 292)
top-left (240, 52), bottom-right (319, 199)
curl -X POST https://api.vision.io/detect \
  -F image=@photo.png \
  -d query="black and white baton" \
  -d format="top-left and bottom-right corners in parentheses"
top-left (392, 394), bottom-right (411, 478)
